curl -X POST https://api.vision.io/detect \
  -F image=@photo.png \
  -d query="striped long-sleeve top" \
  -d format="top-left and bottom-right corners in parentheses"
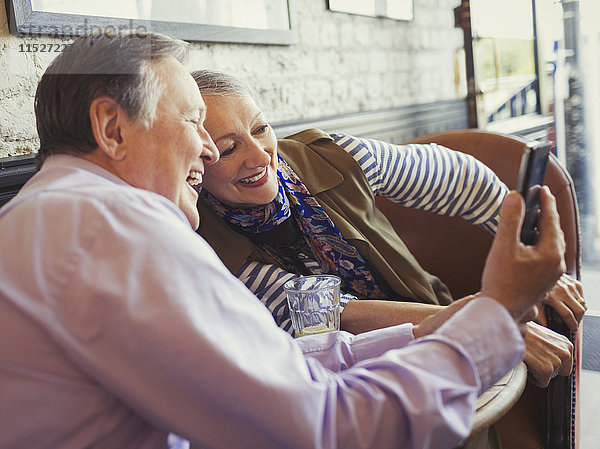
top-left (236, 133), bottom-right (508, 334)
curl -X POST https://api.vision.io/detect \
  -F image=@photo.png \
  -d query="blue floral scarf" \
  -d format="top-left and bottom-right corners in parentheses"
top-left (202, 156), bottom-right (389, 299)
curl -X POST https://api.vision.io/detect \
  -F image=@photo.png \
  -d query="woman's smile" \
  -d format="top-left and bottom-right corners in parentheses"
top-left (238, 168), bottom-right (268, 186)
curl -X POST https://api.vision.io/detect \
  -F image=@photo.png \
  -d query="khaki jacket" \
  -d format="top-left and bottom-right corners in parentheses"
top-left (197, 128), bottom-right (452, 306)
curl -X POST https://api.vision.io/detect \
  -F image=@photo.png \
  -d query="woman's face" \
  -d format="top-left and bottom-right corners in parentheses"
top-left (200, 94), bottom-right (279, 208)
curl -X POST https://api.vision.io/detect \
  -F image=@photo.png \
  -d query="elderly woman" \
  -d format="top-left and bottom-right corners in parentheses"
top-left (194, 70), bottom-right (583, 387)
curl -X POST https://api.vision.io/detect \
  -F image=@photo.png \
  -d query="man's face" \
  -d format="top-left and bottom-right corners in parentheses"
top-left (120, 57), bottom-right (218, 229)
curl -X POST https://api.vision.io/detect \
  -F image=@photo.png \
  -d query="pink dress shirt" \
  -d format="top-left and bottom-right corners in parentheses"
top-left (0, 155), bottom-right (524, 449)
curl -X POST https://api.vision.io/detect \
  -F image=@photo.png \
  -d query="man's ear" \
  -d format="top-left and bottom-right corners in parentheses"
top-left (89, 97), bottom-right (129, 161)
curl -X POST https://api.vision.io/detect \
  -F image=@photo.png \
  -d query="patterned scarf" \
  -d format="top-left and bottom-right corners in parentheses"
top-left (202, 156), bottom-right (390, 299)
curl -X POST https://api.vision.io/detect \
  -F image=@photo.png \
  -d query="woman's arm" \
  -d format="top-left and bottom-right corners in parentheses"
top-left (236, 259), bottom-right (446, 335)
top-left (236, 259), bottom-right (297, 333)
top-left (330, 133), bottom-right (508, 234)
top-left (340, 299), bottom-right (444, 334)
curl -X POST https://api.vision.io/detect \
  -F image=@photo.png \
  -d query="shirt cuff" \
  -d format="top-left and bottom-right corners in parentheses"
top-left (428, 296), bottom-right (525, 393)
top-left (295, 324), bottom-right (415, 372)
top-left (350, 323), bottom-right (416, 363)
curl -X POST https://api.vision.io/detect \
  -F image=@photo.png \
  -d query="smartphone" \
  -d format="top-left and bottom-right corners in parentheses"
top-left (516, 141), bottom-right (552, 245)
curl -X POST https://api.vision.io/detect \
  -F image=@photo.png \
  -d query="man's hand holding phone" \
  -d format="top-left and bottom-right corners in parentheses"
top-left (481, 188), bottom-right (566, 330)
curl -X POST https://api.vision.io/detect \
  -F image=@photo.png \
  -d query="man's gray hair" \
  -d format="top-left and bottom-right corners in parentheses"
top-left (191, 69), bottom-right (256, 99)
top-left (34, 32), bottom-right (188, 165)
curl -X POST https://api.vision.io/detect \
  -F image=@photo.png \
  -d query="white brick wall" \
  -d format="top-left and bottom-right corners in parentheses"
top-left (0, 0), bottom-right (463, 157)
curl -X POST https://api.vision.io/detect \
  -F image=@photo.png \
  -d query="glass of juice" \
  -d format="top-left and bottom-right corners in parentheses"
top-left (284, 275), bottom-right (341, 337)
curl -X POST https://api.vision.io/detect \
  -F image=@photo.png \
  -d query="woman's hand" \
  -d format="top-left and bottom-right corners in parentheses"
top-left (523, 321), bottom-right (574, 387)
top-left (536, 273), bottom-right (586, 331)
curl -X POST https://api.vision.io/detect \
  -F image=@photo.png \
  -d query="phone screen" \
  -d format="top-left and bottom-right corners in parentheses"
top-left (516, 141), bottom-right (551, 245)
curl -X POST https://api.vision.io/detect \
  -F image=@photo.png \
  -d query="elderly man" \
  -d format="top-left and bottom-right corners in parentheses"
top-left (0, 32), bottom-right (565, 449)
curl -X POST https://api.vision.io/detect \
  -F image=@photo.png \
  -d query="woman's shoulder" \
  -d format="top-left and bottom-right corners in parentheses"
top-left (278, 128), bottom-right (333, 145)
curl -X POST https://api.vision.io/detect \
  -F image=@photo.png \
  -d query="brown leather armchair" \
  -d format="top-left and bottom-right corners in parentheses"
top-left (375, 129), bottom-right (581, 449)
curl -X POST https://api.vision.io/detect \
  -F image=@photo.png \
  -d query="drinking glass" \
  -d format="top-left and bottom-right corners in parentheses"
top-left (284, 275), bottom-right (341, 337)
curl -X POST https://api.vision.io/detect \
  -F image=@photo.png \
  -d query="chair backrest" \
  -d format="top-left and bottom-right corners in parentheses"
top-left (375, 128), bottom-right (581, 449)
top-left (375, 128), bottom-right (581, 300)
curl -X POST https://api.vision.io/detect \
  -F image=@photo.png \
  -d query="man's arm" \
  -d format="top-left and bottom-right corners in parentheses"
top-left (30, 189), bottom-right (560, 449)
